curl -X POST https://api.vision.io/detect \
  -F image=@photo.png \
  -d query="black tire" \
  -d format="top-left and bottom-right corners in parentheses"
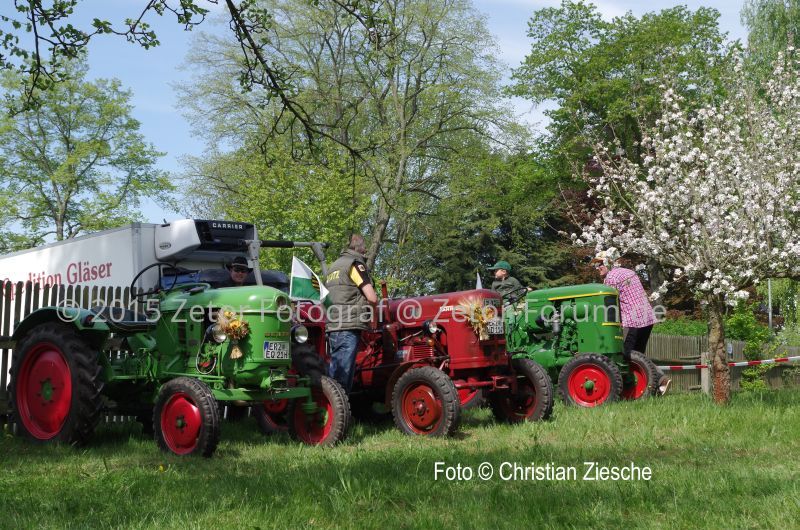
top-left (490, 358), bottom-right (554, 423)
top-left (391, 366), bottom-right (460, 437)
top-left (154, 377), bottom-right (220, 457)
top-left (288, 376), bottom-right (350, 446)
top-left (558, 353), bottom-right (623, 407)
top-left (253, 398), bottom-right (290, 434)
top-left (254, 342), bottom-right (326, 434)
top-left (9, 322), bottom-right (103, 445)
top-left (621, 351), bottom-right (660, 400)
top-left (291, 343), bottom-right (326, 386)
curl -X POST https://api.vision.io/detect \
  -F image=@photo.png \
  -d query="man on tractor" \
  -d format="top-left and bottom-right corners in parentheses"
top-left (221, 256), bottom-right (251, 287)
top-left (324, 234), bottom-right (378, 393)
top-left (488, 260), bottom-right (529, 303)
top-left (592, 249), bottom-right (671, 396)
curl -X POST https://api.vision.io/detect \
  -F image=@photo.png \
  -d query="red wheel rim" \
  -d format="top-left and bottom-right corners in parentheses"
top-left (263, 398), bottom-right (289, 415)
top-left (567, 364), bottom-right (612, 407)
top-left (400, 383), bottom-right (443, 434)
top-left (621, 361), bottom-right (648, 400)
top-left (260, 399), bottom-right (289, 431)
top-left (293, 389), bottom-right (333, 444)
top-left (505, 376), bottom-right (538, 419)
top-left (16, 342), bottom-right (73, 439)
top-left (458, 388), bottom-right (480, 407)
top-left (160, 392), bottom-right (202, 455)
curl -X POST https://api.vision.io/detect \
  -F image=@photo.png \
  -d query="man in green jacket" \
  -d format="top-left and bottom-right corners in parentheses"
top-left (324, 234), bottom-right (378, 393)
top-left (489, 260), bottom-right (528, 302)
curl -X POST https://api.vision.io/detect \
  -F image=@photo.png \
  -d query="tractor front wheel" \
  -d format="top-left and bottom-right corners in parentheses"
top-left (391, 366), bottom-right (460, 437)
top-left (288, 376), bottom-right (350, 446)
top-left (154, 377), bottom-right (220, 457)
top-left (558, 353), bottom-right (622, 407)
top-left (621, 352), bottom-right (660, 400)
top-left (9, 322), bottom-right (103, 445)
top-left (254, 398), bottom-right (290, 434)
top-left (490, 359), bottom-right (554, 423)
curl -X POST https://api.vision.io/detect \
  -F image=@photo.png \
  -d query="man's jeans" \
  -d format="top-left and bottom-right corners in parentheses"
top-left (327, 330), bottom-right (360, 393)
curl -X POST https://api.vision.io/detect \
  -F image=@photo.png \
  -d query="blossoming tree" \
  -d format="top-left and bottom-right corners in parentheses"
top-left (576, 50), bottom-right (800, 404)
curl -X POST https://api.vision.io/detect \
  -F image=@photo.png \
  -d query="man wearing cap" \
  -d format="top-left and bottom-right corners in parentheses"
top-left (488, 260), bottom-right (529, 302)
top-left (592, 249), bottom-right (671, 395)
top-left (221, 256), bottom-right (252, 287)
top-left (324, 234), bottom-right (378, 393)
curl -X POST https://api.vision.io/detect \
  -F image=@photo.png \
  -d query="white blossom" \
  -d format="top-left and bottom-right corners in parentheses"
top-left (575, 49), bottom-right (800, 306)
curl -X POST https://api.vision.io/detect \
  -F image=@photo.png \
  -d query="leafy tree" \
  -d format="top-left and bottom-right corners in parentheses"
top-left (179, 0), bottom-right (518, 275)
top-left (0, 0), bottom-right (395, 150)
top-left (577, 50), bottom-right (800, 404)
top-left (183, 141), bottom-right (368, 272)
top-left (0, 57), bottom-right (171, 248)
top-left (408, 145), bottom-right (582, 294)
top-left (742, 0), bottom-right (800, 79)
top-left (509, 1), bottom-right (731, 291)
top-left (510, 1), bottom-right (728, 166)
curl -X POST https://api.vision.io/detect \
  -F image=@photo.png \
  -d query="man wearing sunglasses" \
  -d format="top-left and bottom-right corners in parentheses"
top-left (222, 256), bottom-right (253, 287)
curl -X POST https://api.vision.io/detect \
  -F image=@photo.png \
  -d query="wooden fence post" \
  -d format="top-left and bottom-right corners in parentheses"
top-left (700, 350), bottom-right (710, 395)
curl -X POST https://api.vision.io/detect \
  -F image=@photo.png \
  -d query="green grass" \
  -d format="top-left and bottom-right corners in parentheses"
top-left (2, 390), bottom-right (799, 529)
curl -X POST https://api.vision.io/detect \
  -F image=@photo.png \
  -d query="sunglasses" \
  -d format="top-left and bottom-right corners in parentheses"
top-left (231, 266), bottom-right (249, 273)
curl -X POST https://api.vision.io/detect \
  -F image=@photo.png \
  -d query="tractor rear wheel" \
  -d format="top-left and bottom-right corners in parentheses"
top-left (154, 377), bottom-right (220, 457)
top-left (9, 322), bottom-right (103, 445)
top-left (621, 352), bottom-right (660, 400)
top-left (490, 359), bottom-right (554, 423)
top-left (391, 366), bottom-right (460, 437)
top-left (288, 376), bottom-right (350, 446)
top-left (254, 398), bottom-right (290, 434)
top-left (558, 353), bottom-right (622, 407)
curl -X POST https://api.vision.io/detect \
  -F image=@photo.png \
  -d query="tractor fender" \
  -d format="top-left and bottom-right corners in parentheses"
top-left (12, 307), bottom-right (110, 349)
top-left (382, 359), bottom-right (437, 408)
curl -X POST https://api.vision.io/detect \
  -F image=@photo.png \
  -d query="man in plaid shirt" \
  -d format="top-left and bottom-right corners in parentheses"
top-left (592, 249), bottom-right (670, 395)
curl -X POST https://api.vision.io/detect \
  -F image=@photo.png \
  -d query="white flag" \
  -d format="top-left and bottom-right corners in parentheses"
top-left (476, 271), bottom-right (483, 290)
top-left (289, 256), bottom-right (329, 301)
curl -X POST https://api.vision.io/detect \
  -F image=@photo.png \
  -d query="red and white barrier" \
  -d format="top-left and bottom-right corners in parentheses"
top-left (657, 355), bottom-right (800, 371)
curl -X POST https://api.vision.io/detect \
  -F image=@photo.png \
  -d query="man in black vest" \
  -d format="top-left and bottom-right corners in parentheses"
top-left (324, 234), bottom-right (378, 392)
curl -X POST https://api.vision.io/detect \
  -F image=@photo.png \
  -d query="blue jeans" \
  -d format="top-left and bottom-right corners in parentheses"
top-left (327, 330), bottom-right (360, 393)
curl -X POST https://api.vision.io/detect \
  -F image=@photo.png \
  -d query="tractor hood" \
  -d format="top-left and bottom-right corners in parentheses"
top-left (386, 288), bottom-right (502, 325)
top-left (526, 283), bottom-right (617, 304)
top-left (159, 285), bottom-right (290, 314)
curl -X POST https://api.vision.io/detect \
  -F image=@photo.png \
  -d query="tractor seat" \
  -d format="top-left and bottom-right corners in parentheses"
top-left (89, 306), bottom-right (157, 333)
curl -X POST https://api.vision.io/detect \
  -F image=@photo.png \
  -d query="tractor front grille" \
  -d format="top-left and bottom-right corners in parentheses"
top-left (409, 344), bottom-right (434, 361)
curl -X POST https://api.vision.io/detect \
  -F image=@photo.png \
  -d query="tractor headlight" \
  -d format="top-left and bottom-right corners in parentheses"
top-left (291, 325), bottom-right (309, 344)
top-left (207, 323), bottom-right (228, 343)
top-left (422, 320), bottom-right (440, 335)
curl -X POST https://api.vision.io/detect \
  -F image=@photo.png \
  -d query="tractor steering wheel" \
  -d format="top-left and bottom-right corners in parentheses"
top-left (130, 262), bottom-right (177, 300)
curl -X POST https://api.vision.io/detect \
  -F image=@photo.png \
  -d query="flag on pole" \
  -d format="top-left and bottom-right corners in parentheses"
top-left (476, 271), bottom-right (483, 290)
top-left (289, 256), bottom-right (329, 301)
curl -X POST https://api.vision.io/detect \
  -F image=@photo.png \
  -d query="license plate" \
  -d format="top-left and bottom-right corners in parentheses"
top-left (487, 318), bottom-right (504, 335)
top-left (263, 341), bottom-right (290, 360)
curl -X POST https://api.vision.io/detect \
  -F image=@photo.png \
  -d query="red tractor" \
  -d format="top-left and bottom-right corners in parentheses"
top-left (256, 285), bottom-right (554, 437)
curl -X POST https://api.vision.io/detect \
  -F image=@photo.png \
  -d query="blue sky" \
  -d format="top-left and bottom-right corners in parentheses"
top-left (74, 1), bottom-right (749, 222)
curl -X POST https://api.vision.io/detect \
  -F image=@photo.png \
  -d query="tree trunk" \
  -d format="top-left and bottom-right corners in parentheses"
top-left (708, 302), bottom-right (730, 404)
top-left (366, 199), bottom-right (390, 270)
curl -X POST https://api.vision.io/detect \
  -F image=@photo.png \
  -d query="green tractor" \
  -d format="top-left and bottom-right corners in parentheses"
top-left (8, 222), bottom-right (350, 456)
top-left (504, 283), bottom-right (660, 407)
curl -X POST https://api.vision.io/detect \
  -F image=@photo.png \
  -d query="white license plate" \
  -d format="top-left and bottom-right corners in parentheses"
top-left (488, 318), bottom-right (504, 335)
top-left (263, 341), bottom-right (290, 360)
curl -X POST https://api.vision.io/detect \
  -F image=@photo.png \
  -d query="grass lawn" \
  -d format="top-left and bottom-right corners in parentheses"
top-left (1, 390), bottom-right (799, 529)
